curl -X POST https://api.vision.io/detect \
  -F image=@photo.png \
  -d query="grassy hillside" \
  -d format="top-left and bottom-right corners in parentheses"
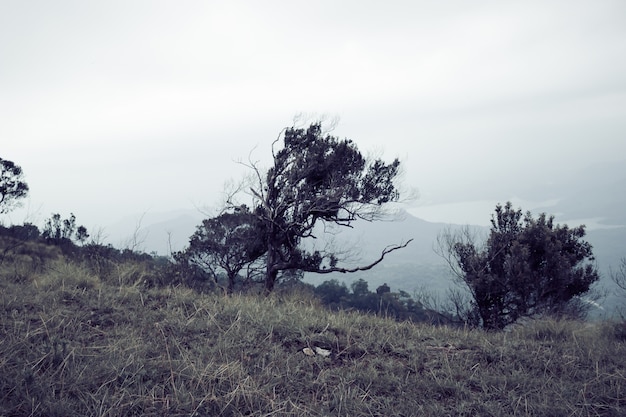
top-left (1, 254), bottom-right (625, 416)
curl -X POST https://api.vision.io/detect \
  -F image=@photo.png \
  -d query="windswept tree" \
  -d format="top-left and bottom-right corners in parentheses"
top-left (240, 123), bottom-right (411, 294)
top-left (184, 206), bottom-right (266, 294)
top-left (0, 157), bottom-right (29, 214)
top-left (438, 202), bottom-right (599, 330)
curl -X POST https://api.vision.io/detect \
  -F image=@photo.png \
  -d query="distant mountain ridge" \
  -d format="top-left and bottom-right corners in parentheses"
top-left (104, 209), bottom-right (204, 255)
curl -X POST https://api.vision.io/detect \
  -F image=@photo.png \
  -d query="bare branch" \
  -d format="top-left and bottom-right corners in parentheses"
top-left (166, 231), bottom-right (174, 258)
top-left (610, 257), bottom-right (626, 291)
top-left (271, 127), bottom-right (288, 159)
top-left (88, 226), bottom-right (108, 246)
top-left (435, 226), bottom-right (470, 281)
top-left (303, 239), bottom-right (413, 274)
top-left (121, 211), bottom-right (148, 252)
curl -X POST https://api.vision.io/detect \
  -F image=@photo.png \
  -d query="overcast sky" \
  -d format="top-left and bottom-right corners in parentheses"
top-left (2, 0), bottom-right (626, 231)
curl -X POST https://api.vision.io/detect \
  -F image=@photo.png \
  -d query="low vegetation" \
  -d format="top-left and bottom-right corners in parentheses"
top-left (1, 248), bottom-right (624, 416)
top-left (1, 133), bottom-right (623, 415)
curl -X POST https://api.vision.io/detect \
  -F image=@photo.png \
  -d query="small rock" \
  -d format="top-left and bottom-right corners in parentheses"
top-left (314, 347), bottom-right (331, 357)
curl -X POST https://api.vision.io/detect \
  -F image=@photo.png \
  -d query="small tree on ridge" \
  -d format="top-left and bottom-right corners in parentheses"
top-left (184, 206), bottom-right (266, 294)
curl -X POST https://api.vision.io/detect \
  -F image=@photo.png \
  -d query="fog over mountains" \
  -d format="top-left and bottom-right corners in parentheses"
top-left (105, 159), bottom-right (625, 313)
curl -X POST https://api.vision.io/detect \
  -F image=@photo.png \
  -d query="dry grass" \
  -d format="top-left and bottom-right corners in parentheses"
top-left (1, 257), bottom-right (625, 416)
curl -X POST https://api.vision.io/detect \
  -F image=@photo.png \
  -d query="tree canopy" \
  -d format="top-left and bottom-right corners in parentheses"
top-left (0, 158), bottom-right (29, 214)
top-left (246, 123), bottom-right (410, 293)
top-left (440, 202), bottom-right (599, 330)
top-left (184, 206), bottom-right (265, 294)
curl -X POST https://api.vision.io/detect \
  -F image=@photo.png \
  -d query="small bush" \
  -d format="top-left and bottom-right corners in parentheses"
top-left (0, 237), bottom-right (61, 281)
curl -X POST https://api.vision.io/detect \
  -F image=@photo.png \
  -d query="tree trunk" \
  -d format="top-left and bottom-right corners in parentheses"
top-left (264, 245), bottom-right (278, 295)
top-left (227, 272), bottom-right (235, 295)
top-left (264, 267), bottom-right (278, 295)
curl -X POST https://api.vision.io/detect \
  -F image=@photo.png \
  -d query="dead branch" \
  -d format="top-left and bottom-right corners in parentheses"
top-left (303, 238), bottom-right (413, 274)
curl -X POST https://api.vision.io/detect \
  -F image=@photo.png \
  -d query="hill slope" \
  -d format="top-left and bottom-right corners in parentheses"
top-left (1, 257), bottom-right (625, 416)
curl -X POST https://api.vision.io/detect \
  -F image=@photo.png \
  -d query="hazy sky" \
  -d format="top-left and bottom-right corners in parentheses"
top-left (2, 0), bottom-right (626, 231)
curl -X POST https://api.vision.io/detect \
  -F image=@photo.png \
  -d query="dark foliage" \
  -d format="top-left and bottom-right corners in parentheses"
top-left (252, 123), bottom-right (405, 293)
top-left (0, 157), bottom-right (29, 214)
top-left (42, 213), bottom-right (89, 249)
top-left (0, 220), bottom-right (164, 287)
top-left (0, 236), bottom-right (60, 279)
top-left (0, 223), bottom-right (40, 241)
top-left (451, 202), bottom-right (599, 330)
top-left (313, 278), bottom-right (436, 323)
top-left (80, 242), bottom-right (155, 280)
top-left (315, 279), bottom-right (350, 307)
top-left (182, 206), bottom-right (266, 294)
